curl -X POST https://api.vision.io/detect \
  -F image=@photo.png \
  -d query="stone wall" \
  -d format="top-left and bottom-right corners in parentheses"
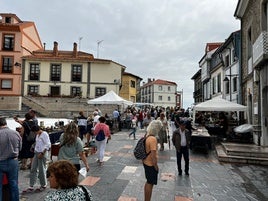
top-left (22, 96), bottom-right (127, 118)
top-left (0, 96), bottom-right (21, 111)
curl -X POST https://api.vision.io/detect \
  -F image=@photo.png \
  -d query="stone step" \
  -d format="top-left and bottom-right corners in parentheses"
top-left (221, 142), bottom-right (268, 158)
top-left (215, 144), bottom-right (268, 165)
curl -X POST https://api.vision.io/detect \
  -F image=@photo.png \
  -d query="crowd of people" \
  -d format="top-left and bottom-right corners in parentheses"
top-left (0, 105), bottom-right (208, 201)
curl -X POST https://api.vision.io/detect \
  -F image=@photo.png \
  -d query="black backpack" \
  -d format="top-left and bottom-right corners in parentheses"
top-left (133, 135), bottom-right (151, 160)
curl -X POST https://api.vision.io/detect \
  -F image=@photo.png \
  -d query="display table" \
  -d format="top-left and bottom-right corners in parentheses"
top-left (191, 128), bottom-right (215, 150)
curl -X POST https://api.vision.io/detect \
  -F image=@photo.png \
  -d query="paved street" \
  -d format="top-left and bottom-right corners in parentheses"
top-left (18, 128), bottom-right (268, 201)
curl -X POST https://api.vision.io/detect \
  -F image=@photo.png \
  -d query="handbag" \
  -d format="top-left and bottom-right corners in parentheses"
top-left (24, 122), bottom-right (36, 142)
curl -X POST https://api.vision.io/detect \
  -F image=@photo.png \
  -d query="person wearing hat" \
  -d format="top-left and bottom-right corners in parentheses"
top-left (172, 120), bottom-right (191, 176)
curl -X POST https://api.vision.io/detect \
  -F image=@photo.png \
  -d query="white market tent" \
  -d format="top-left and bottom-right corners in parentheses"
top-left (193, 97), bottom-right (248, 123)
top-left (87, 90), bottom-right (133, 107)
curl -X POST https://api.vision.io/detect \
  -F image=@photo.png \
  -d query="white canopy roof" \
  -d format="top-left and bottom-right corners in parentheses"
top-left (192, 97), bottom-right (248, 123)
top-left (87, 90), bottom-right (133, 106)
top-left (193, 97), bottom-right (247, 112)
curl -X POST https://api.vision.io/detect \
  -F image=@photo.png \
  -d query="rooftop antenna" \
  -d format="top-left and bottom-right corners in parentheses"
top-left (79, 37), bottom-right (83, 51)
top-left (97, 40), bottom-right (103, 58)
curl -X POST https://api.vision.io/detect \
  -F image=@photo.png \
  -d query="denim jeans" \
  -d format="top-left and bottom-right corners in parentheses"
top-left (0, 158), bottom-right (19, 201)
top-left (129, 127), bottom-right (136, 139)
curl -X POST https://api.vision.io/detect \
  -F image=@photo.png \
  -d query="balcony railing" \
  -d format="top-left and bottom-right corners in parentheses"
top-left (253, 31), bottom-right (268, 68)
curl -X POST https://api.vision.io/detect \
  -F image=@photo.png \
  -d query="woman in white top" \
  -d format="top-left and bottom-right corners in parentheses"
top-left (23, 125), bottom-right (51, 193)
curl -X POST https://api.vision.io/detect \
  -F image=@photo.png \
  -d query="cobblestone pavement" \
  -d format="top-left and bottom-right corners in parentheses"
top-left (18, 129), bottom-right (268, 201)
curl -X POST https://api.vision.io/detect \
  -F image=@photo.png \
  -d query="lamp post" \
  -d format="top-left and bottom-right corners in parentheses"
top-left (223, 74), bottom-right (238, 102)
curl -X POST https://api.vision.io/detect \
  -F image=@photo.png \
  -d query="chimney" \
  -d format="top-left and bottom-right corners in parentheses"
top-left (73, 42), bottom-right (78, 58)
top-left (148, 78), bottom-right (151, 83)
top-left (53, 41), bottom-right (58, 56)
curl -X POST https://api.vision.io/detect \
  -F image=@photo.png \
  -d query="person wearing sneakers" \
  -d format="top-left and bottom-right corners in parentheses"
top-left (172, 120), bottom-right (191, 176)
top-left (23, 125), bottom-right (51, 193)
top-left (93, 116), bottom-right (111, 166)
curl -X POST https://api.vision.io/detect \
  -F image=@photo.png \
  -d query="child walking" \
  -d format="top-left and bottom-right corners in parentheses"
top-left (129, 117), bottom-right (137, 140)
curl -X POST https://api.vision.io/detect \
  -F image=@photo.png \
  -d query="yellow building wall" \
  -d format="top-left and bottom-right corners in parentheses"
top-left (120, 74), bottom-right (137, 102)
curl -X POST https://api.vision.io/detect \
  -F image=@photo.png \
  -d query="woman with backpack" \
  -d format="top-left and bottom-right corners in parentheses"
top-left (93, 116), bottom-right (111, 166)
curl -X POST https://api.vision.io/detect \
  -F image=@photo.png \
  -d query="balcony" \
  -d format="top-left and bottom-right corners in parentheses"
top-left (253, 31), bottom-right (268, 68)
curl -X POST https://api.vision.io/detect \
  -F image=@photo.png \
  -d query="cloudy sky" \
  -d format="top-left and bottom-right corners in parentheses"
top-left (2, 0), bottom-right (240, 108)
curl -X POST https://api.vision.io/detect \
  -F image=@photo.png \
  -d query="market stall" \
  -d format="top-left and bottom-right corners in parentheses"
top-left (191, 127), bottom-right (216, 151)
top-left (192, 97), bottom-right (248, 145)
top-left (193, 97), bottom-right (247, 123)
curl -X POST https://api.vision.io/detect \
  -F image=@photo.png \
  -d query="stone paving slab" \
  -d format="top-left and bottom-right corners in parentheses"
top-left (17, 128), bottom-right (268, 201)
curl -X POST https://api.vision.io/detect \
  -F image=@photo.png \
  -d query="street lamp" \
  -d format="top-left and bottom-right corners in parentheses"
top-left (224, 74), bottom-right (238, 102)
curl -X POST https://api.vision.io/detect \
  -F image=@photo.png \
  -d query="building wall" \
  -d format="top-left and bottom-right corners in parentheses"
top-left (120, 74), bottom-right (138, 102)
top-left (0, 14), bottom-right (42, 110)
top-left (89, 61), bottom-right (123, 98)
top-left (239, 0), bottom-right (260, 125)
top-left (152, 84), bottom-right (176, 108)
top-left (23, 59), bottom-right (123, 99)
top-left (23, 60), bottom-right (89, 97)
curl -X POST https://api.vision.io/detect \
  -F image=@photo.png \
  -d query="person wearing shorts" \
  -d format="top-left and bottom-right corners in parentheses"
top-left (142, 120), bottom-right (162, 201)
top-left (143, 163), bottom-right (158, 185)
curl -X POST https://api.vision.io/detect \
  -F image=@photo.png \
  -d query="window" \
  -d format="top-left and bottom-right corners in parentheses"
top-left (130, 80), bottom-right (136, 88)
top-left (225, 55), bottom-right (230, 67)
top-left (158, 96), bottom-right (162, 101)
top-left (225, 81), bottom-right (230, 94)
top-left (217, 73), bottom-right (221, 93)
top-left (95, 87), bottom-right (106, 97)
top-left (50, 86), bottom-right (60, 96)
top-left (2, 56), bottom-right (13, 73)
top-left (212, 77), bottom-right (216, 94)
top-left (130, 96), bottom-right (135, 102)
top-left (247, 28), bottom-right (252, 59)
top-left (50, 64), bottom-right (61, 81)
top-left (168, 96), bottom-right (171, 101)
top-left (168, 86), bottom-right (171, 91)
top-left (29, 63), bottom-right (40, 80)
top-left (233, 77), bottom-right (237, 92)
top-left (28, 85), bottom-right (39, 95)
top-left (158, 86), bottom-right (162, 91)
top-left (1, 79), bottom-right (12, 89)
top-left (232, 49), bottom-right (236, 62)
top-left (72, 65), bottom-right (82, 82)
top-left (5, 17), bottom-right (11, 24)
top-left (71, 87), bottom-right (81, 97)
top-left (3, 34), bottom-right (14, 51)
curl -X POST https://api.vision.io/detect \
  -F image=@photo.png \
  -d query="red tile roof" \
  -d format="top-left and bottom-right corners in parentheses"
top-left (205, 43), bottom-right (223, 52)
